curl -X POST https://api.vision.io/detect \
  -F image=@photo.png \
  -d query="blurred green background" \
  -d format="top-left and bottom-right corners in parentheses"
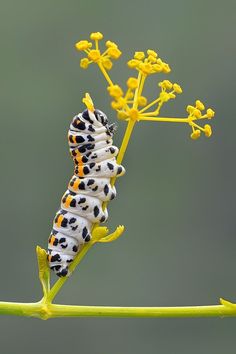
top-left (0, 0), bottom-right (235, 353)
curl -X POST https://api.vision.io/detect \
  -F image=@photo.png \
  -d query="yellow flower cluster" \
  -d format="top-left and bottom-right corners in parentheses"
top-left (127, 50), bottom-right (171, 75)
top-left (158, 80), bottom-right (182, 102)
top-left (75, 32), bottom-right (122, 71)
top-left (187, 100), bottom-right (215, 140)
top-left (75, 31), bottom-right (215, 140)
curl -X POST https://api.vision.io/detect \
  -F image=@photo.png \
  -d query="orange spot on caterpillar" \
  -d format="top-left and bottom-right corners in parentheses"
top-left (73, 178), bottom-right (81, 190)
top-left (78, 165), bottom-right (84, 177)
top-left (56, 214), bottom-right (64, 228)
top-left (64, 194), bottom-right (73, 208)
top-left (50, 236), bottom-right (56, 246)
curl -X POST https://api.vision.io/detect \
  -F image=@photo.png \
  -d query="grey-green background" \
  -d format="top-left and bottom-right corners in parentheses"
top-left (0, 0), bottom-right (235, 353)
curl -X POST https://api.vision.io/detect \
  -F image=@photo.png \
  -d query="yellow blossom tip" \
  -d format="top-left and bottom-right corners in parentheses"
top-left (82, 93), bottom-right (95, 112)
top-left (80, 58), bottom-right (90, 69)
top-left (147, 55), bottom-right (157, 63)
top-left (126, 77), bottom-right (138, 89)
top-left (139, 62), bottom-right (153, 75)
top-left (186, 105), bottom-right (195, 114)
top-left (162, 63), bottom-right (171, 73)
top-left (147, 49), bottom-right (158, 58)
top-left (190, 129), bottom-right (201, 140)
top-left (152, 64), bottom-right (162, 73)
top-left (134, 51), bottom-right (145, 60)
top-left (193, 108), bottom-right (201, 118)
top-left (138, 96), bottom-right (147, 106)
top-left (106, 40), bottom-right (118, 48)
top-left (207, 108), bottom-right (215, 119)
top-left (173, 83), bottom-right (183, 94)
top-left (75, 40), bottom-right (92, 51)
top-left (107, 47), bottom-right (122, 59)
top-left (107, 85), bottom-right (124, 98)
top-left (127, 59), bottom-right (140, 68)
top-left (196, 100), bottom-right (205, 110)
top-left (163, 80), bottom-right (173, 90)
top-left (102, 57), bottom-right (113, 70)
top-left (90, 32), bottom-right (103, 41)
top-left (204, 124), bottom-right (212, 137)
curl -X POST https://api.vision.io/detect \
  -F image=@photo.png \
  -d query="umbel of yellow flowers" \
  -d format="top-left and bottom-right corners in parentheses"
top-left (75, 31), bottom-right (215, 140)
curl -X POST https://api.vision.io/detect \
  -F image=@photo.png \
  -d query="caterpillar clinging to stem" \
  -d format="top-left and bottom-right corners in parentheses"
top-left (47, 94), bottom-right (125, 277)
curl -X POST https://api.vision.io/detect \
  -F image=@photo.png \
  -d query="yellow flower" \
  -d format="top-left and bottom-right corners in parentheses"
top-left (102, 58), bottom-right (113, 70)
top-left (162, 63), bottom-right (171, 73)
top-left (156, 58), bottom-right (163, 65)
top-left (193, 109), bottom-right (201, 118)
top-left (152, 64), bottom-right (162, 73)
top-left (186, 105), bottom-right (195, 114)
top-left (107, 85), bottom-right (124, 98)
top-left (106, 40), bottom-right (118, 48)
top-left (126, 77), bottom-right (138, 89)
top-left (159, 91), bottom-right (170, 102)
top-left (90, 32), bottom-right (103, 41)
top-left (88, 49), bottom-right (101, 62)
top-left (127, 59), bottom-right (140, 68)
top-left (139, 62), bottom-right (152, 74)
top-left (108, 47), bottom-right (122, 59)
top-left (147, 55), bottom-right (157, 63)
top-left (159, 80), bottom-right (172, 90)
top-left (204, 124), bottom-right (212, 137)
top-left (173, 83), bottom-right (182, 94)
top-left (162, 80), bottom-right (173, 90)
top-left (75, 40), bottom-right (92, 51)
top-left (147, 49), bottom-right (158, 58)
top-left (138, 96), bottom-right (147, 106)
top-left (206, 108), bottom-right (215, 119)
top-left (134, 51), bottom-right (145, 60)
top-left (80, 58), bottom-right (90, 69)
top-left (195, 100), bottom-right (205, 110)
top-left (190, 129), bottom-right (201, 140)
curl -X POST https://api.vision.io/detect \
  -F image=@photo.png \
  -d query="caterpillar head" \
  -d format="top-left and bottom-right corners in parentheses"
top-left (82, 93), bottom-right (117, 135)
top-left (95, 109), bottom-right (117, 136)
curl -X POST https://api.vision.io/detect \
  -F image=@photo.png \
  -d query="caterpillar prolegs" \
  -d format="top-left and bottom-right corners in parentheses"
top-left (47, 105), bottom-right (125, 277)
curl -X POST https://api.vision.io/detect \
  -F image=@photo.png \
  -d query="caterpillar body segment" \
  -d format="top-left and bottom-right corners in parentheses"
top-left (47, 108), bottom-right (125, 277)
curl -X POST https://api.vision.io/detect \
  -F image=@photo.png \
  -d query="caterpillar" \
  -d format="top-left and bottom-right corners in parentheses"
top-left (47, 95), bottom-right (125, 277)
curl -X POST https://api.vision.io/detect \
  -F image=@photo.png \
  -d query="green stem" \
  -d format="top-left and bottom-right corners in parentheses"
top-left (46, 241), bottom-right (94, 303)
top-left (0, 301), bottom-right (236, 319)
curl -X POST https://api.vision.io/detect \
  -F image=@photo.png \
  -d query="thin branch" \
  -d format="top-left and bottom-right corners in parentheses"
top-left (0, 301), bottom-right (236, 320)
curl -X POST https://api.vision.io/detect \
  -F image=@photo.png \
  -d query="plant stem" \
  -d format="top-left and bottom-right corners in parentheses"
top-left (0, 301), bottom-right (236, 319)
top-left (46, 241), bottom-right (94, 303)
